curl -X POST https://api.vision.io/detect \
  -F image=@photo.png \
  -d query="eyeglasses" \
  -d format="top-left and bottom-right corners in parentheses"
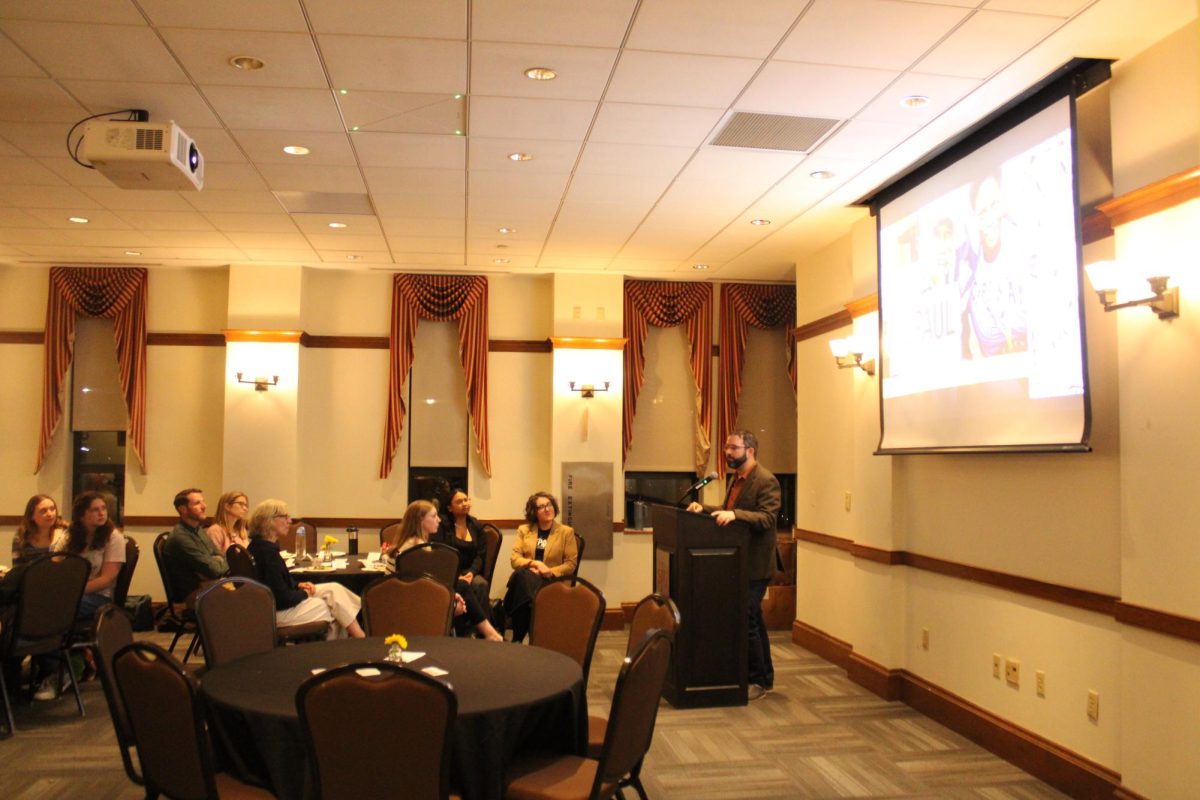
top-left (723, 444), bottom-right (746, 452)
top-left (535, 503), bottom-right (554, 511)
top-left (273, 514), bottom-right (291, 520)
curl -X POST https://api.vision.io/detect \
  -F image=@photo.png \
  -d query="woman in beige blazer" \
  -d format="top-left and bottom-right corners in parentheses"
top-left (503, 491), bottom-right (578, 642)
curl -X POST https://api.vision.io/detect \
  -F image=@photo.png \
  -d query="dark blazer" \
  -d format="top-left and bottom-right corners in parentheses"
top-left (247, 537), bottom-right (306, 610)
top-left (433, 514), bottom-right (486, 576)
top-left (704, 463), bottom-right (781, 582)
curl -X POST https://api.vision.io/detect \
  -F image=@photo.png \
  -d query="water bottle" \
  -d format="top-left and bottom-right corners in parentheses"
top-left (347, 526), bottom-right (359, 556)
top-left (295, 524), bottom-right (307, 561)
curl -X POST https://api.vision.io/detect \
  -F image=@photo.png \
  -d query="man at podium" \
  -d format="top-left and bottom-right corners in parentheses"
top-left (688, 429), bottom-right (781, 699)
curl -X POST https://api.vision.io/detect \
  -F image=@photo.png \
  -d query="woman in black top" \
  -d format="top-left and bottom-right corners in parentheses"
top-left (434, 490), bottom-right (490, 610)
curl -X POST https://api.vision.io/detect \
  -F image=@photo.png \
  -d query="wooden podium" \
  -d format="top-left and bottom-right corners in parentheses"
top-left (651, 504), bottom-right (749, 707)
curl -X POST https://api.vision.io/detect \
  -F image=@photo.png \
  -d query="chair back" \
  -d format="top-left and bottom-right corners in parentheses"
top-left (594, 630), bottom-right (674, 797)
top-left (362, 575), bottom-right (453, 637)
top-left (14, 552), bottom-right (89, 643)
top-left (530, 575), bottom-right (605, 682)
top-left (94, 604), bottom-right (141, 784)
top-left (112, 642), bottom-right (218, 800)
top-left (571, 532), bottom-right (586, 584)
top-left (225, 543), bottom-right (257, 579)
top-left (112, 537), bottom-right (139, 608)
top-left (393, 542), bottom-right (459, 591)
top-left (298, 662), bottom-right (457, 800)
top-left (379, 521), bottom-right (403, 550)
top-left (285, 521), bottom-right (318, 555)
top-left (195, 578), bottom-right (277, 669)
top-left (479, 523), bottom-right (502, 588)
top-left (152, 531), bottom-right (185, 606)
top-left (627, 593), bottom-right (681, 656)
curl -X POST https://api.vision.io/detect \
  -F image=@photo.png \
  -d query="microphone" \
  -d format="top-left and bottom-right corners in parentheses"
top-left (677, 471), bottom-right (720, 506)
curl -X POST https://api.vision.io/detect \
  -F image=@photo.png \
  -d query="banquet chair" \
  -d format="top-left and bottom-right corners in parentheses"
top-left (152, 531), bottom-right (200, 662)
top-left (297, 661), bottom-right (457, 800)
top-left (379, 520), bottom-right (403, 550)
top-left (112, 641), bottom-right (273, 800)
top-left (394, 542), bottom-right (459, 591)
top-left (195, 578), bottom-right (278, 669)
top-left (0, 552), bottom-right (90, 736)
top-left (362, 574), bottom-right (453, 637)
top-left (587, 594), bottom-right (681, 762)
top-left (571, 533), bottom-right (586, 585)
top-left (479, 523), bottom-right (503, 590)
top-left (93, 603), bottom-right (141, 785)
top-left (529, 576), bottom-right (605, 683)
top-left (504, 630), bottom-right (673, 800)
top-left (70, 536), bottom-right (140, 651)
top-left (224, 543), bottom-right (257, 579)
top-left (285, 520), bottom-right (319, 555)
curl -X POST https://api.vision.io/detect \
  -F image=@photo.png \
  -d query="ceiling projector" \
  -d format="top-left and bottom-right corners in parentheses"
top-left (81, 120), bottom-right (204, 191)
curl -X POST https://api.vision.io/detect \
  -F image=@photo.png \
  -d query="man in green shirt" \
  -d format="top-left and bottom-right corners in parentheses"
top-left (162, 487), bottom-right (228, 600)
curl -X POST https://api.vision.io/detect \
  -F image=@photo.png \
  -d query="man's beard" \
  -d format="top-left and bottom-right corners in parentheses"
top-left (725, 454), bottom-right (747, 470)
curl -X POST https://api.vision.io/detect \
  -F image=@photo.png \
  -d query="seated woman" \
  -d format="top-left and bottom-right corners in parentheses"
top-left (246, 499), bottom-right (365, 639)
top-left (502, 491), bottom-right (579, 643)
top-left (55, 492), bottom-right (127, 623)
top-left (393, 500), bottom-right (503, 642)
top-left (11, 494), bottom-right (65, 566)
top-left (433, 490), bottom-right (490, 611)
top-left (207, 490), bottom-right (249, 554)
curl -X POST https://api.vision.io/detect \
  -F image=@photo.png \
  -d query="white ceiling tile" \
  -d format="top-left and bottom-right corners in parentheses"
top-left (984, 0), bottom-right (1090, 16)
top-left (363, 166), bottom-right (464, 195)
top-left (230, 130), bottom-right (356, 165)
top-left (202, 87), bottom-right (345, 131)
top-left (776, 0), bottom-right (972, 70)
top-left (338, 91), bottom-right (465, 136)
top-left (537, 253), bottom-right (615, 269)
top-left (469, 138), bottom-right (583, 173)
top-left (113, 210), bottom-right (215, 231)
top-left (738, 61), bottom-right (899, 118)
top-left (59, 80), bottom-right (221, 129)
top-left (256, 163), bottom-right (366, 193)
top-left (353, 132), bottom-right (465, 169)
top-left (0, 31), bottom-right (45, 77)
top-left (381, 236), bottom-right (463, 254)
top-left (0, 137), bottom-right (22, 156)
top-left (159, 29), bottom-right (327, 88)
top-left (140, 230), bottom-right (235, 248)
top-left (626, 0), bottom-right (809, 58)
top-left (589, 103), bottom-right (725, 147)
top-left (64, 229), bottom-right (158, 248)
top-left (855, 72), bottom-right (981, 123)
top-left (192, 162), bottom-right (268, 192)
top-left (473, 0), bottom-right (636, 47)
top-left (468, 193), bottom-right (560, 221)
top-left (43, 157), bottom-right (142, 189)
top-left (81, 187), bottom-right (197, 211)
top-left (304, 233), bottom-right (390, 252)
top-left (814, 118), bottom-right (918, 159)
top-left (0, 1), bottom-right (145, 25)
top-left (470, 42), bottom-right (618, 101)
top-left (576, 142), bottom-right (695, 176)
top-left (470, 170), bottom-right (570, 202)
top-left (290, 214), bottom-right (381, 235)
top-left (0, 228), bottom-right (61, 244)
top-left (607, 51), bottom-right (762, 108)
top-left (201, 212), bottom-right (299, 233)
top-left (0, 207), bottom-right (47, 227)
top-left (469, 96), bottom-right (597, 141)
top-left (187, 128), bottom-right (250, 164)
top-left (305, 0), bottom-right (467, 38)
top-left (241, 248), bottom-right (318, 261)
top-left (390, 252), bottom-right (465, 267)
top-left (0, 243), bottom-right (31, 255)
top-left (0, 21), bottom-right (188, 82)
top-left (0, 77), bottom-right (87, 122)
top-left (373, 193), bottom-right (465, 219)
top-left (0, 185), bottom-right (101, 209)
top-left (26, 207), bottom-right (131, 229)
top-left (181, 189), bottom-right (285, 213)
top-left (565, 171), bottom-right (672, 207)
top-left (915, 10), bottom-right (1064, 78)
top-left (0, 122), bottom-right (71, 156)
top-left (466, 238), bottom-right (542, 257)
top-left (139, 0), bottom-right (308, 31)
top-left (380, 218), bottom-right (464, 238)
top-left (604, 257), bottom-right (682, 273)
top-left (0, 155), bottom-right (66, 185)
top-left (318, 250), bottom-right (396, 265)
top-left (320, 36), bottom-right (467, 93)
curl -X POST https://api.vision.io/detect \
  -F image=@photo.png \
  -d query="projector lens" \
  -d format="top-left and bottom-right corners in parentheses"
top-left (188, 143), bottom-right (200, 172)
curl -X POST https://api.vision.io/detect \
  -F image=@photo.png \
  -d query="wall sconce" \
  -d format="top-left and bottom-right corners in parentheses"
top-left (236, 372), bottom-right (279, 392)
top-left (1084, 260), bottom-right (1178, 319)
top-left (829, 338), bottom-right (875, 375)
top-left (568, 380), bottom-right (610, 398)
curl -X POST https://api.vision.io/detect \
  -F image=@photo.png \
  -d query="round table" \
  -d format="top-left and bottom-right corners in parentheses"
top-left (201, 636), bottom-right (586, 800)
top-left (289, 554), bottom-right (386, 595)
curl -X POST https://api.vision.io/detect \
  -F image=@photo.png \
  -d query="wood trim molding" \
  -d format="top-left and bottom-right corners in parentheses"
top-left (1080, 207), bottom-right (1114, 244)
top-left (549, 336), bottom-right (628, 350)
top-left (223, 329), bottom-right (303, 344)
top-left (795, 528), bottom-right (1199, 644)
top-left (300, 334), bottom-right (388, 349)
top-left (845, 295), bottom-right (878, 318)
top-left (123, 515), bottom-right (182, 527)
top-left (147, 332), bottom-right (226, 347)
top-left (1097, 165), bottom-right (1200, 228)
top-left (0, 331), bottom-right (43, 344)
top-left (601, 608), bottom-right (626, 631)
top-left (794, 620), bottom-right (1127, 798)
top-left (792, 309), bottom-right (852, 342)
top-left (489, 339), bottom-right (552, 353)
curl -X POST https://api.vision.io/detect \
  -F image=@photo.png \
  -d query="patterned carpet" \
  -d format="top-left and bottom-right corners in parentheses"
top-left (1, 630), bottom-right (1067, 799)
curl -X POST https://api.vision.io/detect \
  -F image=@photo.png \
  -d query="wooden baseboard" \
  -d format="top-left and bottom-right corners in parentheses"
top-left (601, 608), bottom-right (626, 631)
top-left (793, 620), bottom-right (1128, 798)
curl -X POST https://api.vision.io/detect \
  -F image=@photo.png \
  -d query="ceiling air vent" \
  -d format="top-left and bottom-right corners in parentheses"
top-left (710, 112), bottom-right (839, 153)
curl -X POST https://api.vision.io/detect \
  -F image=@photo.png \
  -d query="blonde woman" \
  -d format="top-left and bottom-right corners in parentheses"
top-left (207, 490), bottom-right (250, 553)
top-left (11, 494), bottom-right (65, 565)
top-left (391, 500), bottom-right (503, 642)
top-left (246, 499), bottom-right (365, 639)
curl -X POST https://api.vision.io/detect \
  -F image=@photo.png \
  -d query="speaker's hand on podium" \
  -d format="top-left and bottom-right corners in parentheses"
top-left (711, 510), bottom-right (736, 526)
top-left (686, 502), bottom-right (704, 513)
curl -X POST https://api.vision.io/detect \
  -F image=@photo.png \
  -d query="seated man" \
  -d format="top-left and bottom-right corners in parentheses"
top-left (162, 488), bottom-right (228, 601)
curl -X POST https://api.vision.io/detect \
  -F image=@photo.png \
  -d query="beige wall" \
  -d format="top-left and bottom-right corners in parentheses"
top-left (793, 19), bottom-right (1200, 798)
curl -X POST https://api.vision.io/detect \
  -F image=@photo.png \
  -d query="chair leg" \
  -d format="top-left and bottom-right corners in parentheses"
top-left (0, 666), bottom-right (15, 738)
top-left (167, 626), bottom-right (185, 653)
top-left (628, 770), bottom-right (649, 800)
top-left (182, 631), bottom-right (199, 663)
top-left (62, 648), bottom-right (85, 717)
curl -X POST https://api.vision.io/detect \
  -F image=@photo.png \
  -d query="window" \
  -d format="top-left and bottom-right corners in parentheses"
top-left (71, 317), bottom-right (128, 516)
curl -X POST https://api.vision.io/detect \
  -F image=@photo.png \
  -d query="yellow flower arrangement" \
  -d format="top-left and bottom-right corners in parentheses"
top-left (384, 633), bottom-right (408, 663)
top-left (384, 634), bottom-right (408, 649)
top-left (322, 534), bottom-right (338, 551)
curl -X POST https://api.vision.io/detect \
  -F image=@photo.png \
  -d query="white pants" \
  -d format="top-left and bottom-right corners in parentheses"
top-left (276, 582), bottom-right (361, 639)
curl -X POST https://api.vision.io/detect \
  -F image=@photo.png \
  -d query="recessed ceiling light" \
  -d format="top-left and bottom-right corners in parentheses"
top-left (328, 222), bottom-right (347, 229)
top-left (692, 264), bottom-right (710, 271)
top-left (524, 67), bottom-right (557, 81)
top-left (809, 170), bottom-right (834, 180)
top-left (338, 88), bottom-right (348, 95)
top-left (454, 129), bottom-right (463, 136)
top-left (493, 258), bottom-right (510, 264)
top-left (346, 254), bottom-right (361, 261)
top-left (229, 55), bottom-right (265, 71)
top-left (750, 218), bottom-right (771, 226)
top-left (68, 216), bottom-right (88, 224)
top-left (425, 398), bottom-right (436, 405)
top-left (498, 227), bottom-right (515, 234)
top-left (124, 250), bottom-right (141, 256)
top-left (508, 152), bottom-right (533, 162)
top-left (283, 145), bottom-right (310, 156)
top-left (900, 94), bottom-right (930, 109)
top-left (454, 94), bottom-right (463, 100)
top-left (350, 126), bottom-right (360, 132)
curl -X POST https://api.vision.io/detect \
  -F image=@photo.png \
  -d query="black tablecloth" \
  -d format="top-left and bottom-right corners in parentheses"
top-left (201, 636), bottom-right (587, 800)
top-left (289, 554), bottom-right (384, 595)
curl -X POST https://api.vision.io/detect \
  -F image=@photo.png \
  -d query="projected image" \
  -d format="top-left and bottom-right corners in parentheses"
top-left (877, 97), bottom-right (1088, 451)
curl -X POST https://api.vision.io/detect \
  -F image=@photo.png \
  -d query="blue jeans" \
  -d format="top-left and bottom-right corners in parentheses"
top-left (78, 592), bottom-right (110, 622)
top-left (747, 579), bottom-right (773, 689)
